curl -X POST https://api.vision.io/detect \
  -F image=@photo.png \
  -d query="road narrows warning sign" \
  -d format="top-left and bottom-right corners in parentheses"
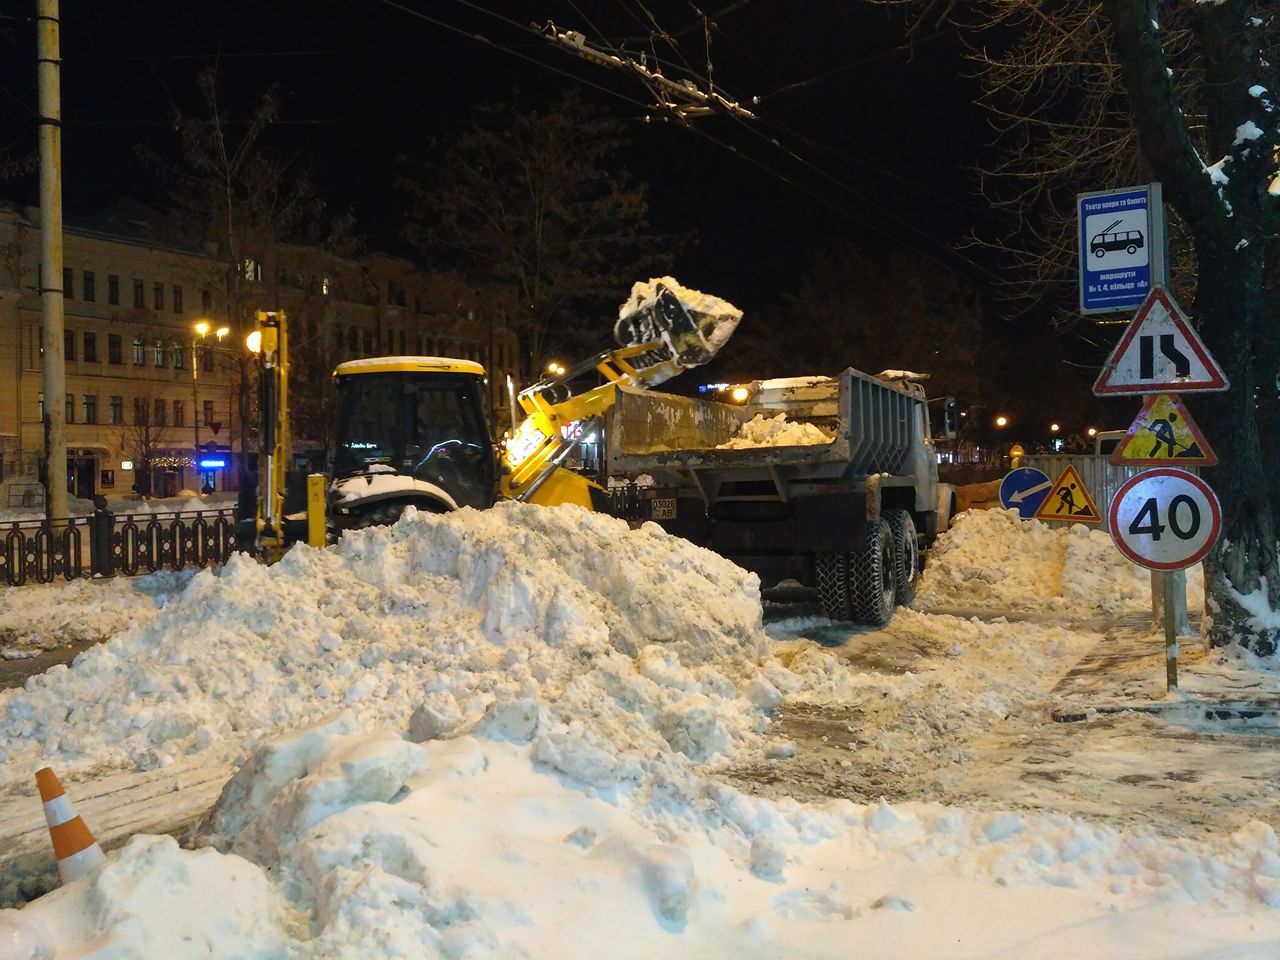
top-left (1092, 286), bottom-right (1229, 395)
top-left (1110, 394), bottom-right (1218, 466)
top-left (1033, 465), bottom-right (1102, 523)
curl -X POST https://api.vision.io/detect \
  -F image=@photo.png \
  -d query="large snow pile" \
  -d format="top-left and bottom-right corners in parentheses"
top-left (717, 413), bottom-right (832, 450)
top-left (916, 507), bottom-right (1203, 617)
top-left (7, 712), bottom-right (1280, 958)
top-left (3, 504), bottom-right (1280, 956)
top-left (0, 502), bottom-right (768, 776)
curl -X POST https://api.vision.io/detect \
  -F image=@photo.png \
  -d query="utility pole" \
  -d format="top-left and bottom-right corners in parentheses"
top-left (36, 0), bottom-right (67, 521)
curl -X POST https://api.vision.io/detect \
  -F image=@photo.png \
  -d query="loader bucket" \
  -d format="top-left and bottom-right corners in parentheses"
top-left (613, 281), bottom-right (742, 381)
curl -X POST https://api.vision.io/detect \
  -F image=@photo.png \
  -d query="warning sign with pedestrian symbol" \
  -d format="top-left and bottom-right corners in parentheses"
top-left (1110, 394), bottom-right (1218, 466)
top-left (1033, 465), bottom-right (1102, 523)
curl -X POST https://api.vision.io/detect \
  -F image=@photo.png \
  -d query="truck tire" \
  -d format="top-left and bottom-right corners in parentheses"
top-left (886, 508), bottom-right (919, 607)
top-left (814, 517), bottom-right (897, 626)
top-left (849, 516), bottom-right (896, 626)
top-left (815, 550), bottom-right (854, 620)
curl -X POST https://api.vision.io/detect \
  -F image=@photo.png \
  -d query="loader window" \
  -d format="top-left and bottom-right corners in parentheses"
top-left (333, 375), bottom-right (401, 476)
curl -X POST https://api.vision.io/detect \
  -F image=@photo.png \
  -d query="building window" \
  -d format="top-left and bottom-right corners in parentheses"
top-left (82, 394), bottom-right (97, 424)
top-left (332, 324), bottom-right (342, 351)
top-left (200, 346), bottom-right (213, 372)
top-left (100, 469), bottom-right (115, 489)
top-left (173, 342), bottom-right (186, 369)
top-left (279, 266), bottom-right (290, 285)
top-left (347, 326), bottom-right (357, 352)
top-left (37, 392), bottom-right (44, 421)
top-left (83, 270), bottom-right (96, 302)
top-left (322, 276), bottom-right (331, 295)
top-left (201, 288), bottom-right (212, 312)
top-left (108, 274), bottom-right (120, 305)
top-left (133, 335), bottom-right (145, 365)
top-left (243, 257), bottom-right (262, 282)
top-left (153, 283), bottom-right (164, 311)
top-left (65, 393), bottom-right (74, 425)
top-left (399, 330), bottom-right (406, 354)
top-left (416, 333), bottom-right (423, 354)
top-left (134, 397), bottom-right (147, 425)
top-left (203, 399), bottom-right (214, 426)
top-left (84, 332), bottom-right (98, 363)
top-left (153, 339), bottom-right (167, 368)
top-left (173, 399), bottom-right (185, 427)
top-left (64, 330), bottom-right (76, 361)
top-left (172, 285), bottom-right (183, 313)
top-left (133, 279), bottom-right (144, 308)
top-left (108, 333), bottom-right (122, 364)
top-left (154, 398), bottom-right (166, 426)
top-left (108, 396), bottom-right (123, 424)
top-left (63, 268), bottom-right (73, 299)
top-left (363, 330), bottom-right (373, 354)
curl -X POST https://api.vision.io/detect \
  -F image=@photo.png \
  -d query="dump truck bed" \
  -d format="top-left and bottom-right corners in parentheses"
top-left (606, 368), bottom-right (924, 479)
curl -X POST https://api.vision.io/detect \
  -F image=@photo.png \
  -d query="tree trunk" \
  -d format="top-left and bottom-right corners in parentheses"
top-left (1104, 0), bottom-right (1280, 653)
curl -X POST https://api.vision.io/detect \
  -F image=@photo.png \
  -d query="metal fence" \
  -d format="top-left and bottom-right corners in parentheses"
top-left (1021, 454), bottom-right (1198, 533)
top-left (0, 507), bottom-right (238, 587)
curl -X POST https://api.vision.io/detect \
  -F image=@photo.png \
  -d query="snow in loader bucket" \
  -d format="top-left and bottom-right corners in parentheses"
top-left (614, 277), bottom-right (742, 383)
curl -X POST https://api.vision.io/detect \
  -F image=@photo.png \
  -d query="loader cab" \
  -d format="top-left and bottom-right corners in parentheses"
top-left (330, 357), bottom-right (498, 528)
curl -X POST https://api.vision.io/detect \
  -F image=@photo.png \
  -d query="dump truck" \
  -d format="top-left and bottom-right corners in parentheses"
top-left (605, 370), bottom-right (957, 625)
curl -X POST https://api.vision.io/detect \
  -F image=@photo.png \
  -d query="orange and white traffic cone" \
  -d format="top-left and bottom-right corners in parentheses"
top-left (35, 767), bottom-right (105, 884)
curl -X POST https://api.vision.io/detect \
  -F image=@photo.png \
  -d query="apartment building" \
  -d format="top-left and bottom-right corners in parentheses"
top-left (0, 201), bottom-right (518, 509)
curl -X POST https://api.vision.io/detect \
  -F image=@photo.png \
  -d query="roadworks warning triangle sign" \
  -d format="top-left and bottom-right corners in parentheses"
top-left (1034, 464), bottom-right (1102, 523)
top-left (1110, 393), bottom-right (1218, 466)
top-left (1093, 286), bottom-right (1229, 395)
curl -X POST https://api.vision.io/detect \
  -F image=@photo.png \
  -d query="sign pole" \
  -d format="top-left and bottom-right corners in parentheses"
top-left (1162, 570), bottom-right (1179, 692)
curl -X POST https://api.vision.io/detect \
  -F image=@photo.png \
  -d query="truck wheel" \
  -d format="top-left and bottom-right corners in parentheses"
top-left (849, 516), bottom-right (897, 626)
top-left (814, 517), bottom-right (897, 626)
top-left (815, 550), bottom-right (853, 620)
top-left (886, 508), bottom-right (919, 607)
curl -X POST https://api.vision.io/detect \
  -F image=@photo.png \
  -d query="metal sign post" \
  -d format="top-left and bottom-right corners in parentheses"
top-left (1109, 468), bottom-right (1222, 693)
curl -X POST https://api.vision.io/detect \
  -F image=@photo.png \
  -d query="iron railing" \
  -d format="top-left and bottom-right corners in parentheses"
top-left (0, 506), bottom-right (238, 587)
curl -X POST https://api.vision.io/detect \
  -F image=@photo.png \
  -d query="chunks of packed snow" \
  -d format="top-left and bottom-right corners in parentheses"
top-left (717, 413), bottom-right (832, 449)
top-left (0, 502), bottom-right (766, 773)
top-left (616, 276), bottom-right (743, 367)
top-left (915, 508), bottom-right (1203, 616)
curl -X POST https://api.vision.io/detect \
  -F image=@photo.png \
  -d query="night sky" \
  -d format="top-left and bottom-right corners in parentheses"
top-left (0, 1), bottom-right (1120, 434)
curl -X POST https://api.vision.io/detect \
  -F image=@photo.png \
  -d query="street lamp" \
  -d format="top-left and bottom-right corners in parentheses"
top-left (192, 322), bottom-right (231, 492)
top-left (1050, 423), bottom-right (1060, 433)
top-left (995, 415), bottom-right (1008, 428)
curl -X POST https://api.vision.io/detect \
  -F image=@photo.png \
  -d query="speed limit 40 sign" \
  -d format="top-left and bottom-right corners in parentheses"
top-left (1110, 468), bottom-right (1221, 570)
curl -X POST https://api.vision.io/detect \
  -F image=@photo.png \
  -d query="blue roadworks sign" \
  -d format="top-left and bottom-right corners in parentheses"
top-left (1078, 184), bottom-right (1166, 315)
top-left (1000, 467), bottom-right (1053, 520)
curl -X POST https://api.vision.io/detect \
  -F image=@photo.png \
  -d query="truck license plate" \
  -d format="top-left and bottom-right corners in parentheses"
top-left (651, 498), bottom-right (676, 520)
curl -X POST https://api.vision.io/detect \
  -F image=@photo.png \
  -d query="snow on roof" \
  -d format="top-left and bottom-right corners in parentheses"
top-left (333, 356), bottom-right (485, 376)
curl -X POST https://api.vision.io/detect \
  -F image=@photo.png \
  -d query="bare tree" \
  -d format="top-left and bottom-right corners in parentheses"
top-left (140, 67), bottom-right (353, 483)
top-left (118, 395), bottom-right (174, 497)
top-left (401, 90), bottom-right (676, 380)
top-left (882, 0), bottom-right (1279, 653)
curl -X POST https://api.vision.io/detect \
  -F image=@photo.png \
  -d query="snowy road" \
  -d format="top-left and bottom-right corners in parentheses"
top-left (2, 506), bottom-right (1279, 958)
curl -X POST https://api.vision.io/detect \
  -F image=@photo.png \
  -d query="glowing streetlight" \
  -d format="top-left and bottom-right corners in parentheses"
top-left (730, 386), bottom-right (750, 402)
top-left (194, 320), bottom-right (210, 337)
top-left (995, 415), bottom-right (1008, 428)
top-left (1050, 423), bottom-right (1060, 433)
top-left (1087, 427), bottom-right (1098, 438)
top-left (245, 330), bottom-right (263, 354)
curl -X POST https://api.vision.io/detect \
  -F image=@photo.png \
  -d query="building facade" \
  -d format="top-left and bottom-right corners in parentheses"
top-left (0, 201), bottom-right (518, 509)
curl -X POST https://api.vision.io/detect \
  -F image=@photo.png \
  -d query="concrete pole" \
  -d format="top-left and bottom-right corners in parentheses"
top-left (36, 0), bottom-right (67, 522)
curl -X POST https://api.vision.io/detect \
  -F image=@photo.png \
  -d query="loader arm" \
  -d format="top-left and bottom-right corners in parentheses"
top-left (501, 283), bottom-right (741, 508)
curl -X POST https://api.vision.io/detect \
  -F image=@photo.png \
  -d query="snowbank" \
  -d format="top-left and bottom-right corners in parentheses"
top-left (7, 718), bottom-right (1280, 959)
top-left (917, 508), bottom-right (1204, 617)
top-left (0, 502), bottom-right (768, 776)
top-left (0, 573), bottom-right (192, 661)
top-left (717, 413), bottom-right (832, 450)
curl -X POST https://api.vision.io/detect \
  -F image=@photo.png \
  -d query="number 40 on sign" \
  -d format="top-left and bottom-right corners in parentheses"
top-left (1109, 468), bottom-right (1221, 571)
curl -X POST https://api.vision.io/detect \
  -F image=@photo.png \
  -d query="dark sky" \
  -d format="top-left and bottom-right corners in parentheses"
top-left (0, 0), bottom-right (1116, 430)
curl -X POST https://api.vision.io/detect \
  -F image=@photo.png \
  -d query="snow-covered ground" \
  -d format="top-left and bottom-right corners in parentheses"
top-left (0, 503), bottom-right (1278, 958)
